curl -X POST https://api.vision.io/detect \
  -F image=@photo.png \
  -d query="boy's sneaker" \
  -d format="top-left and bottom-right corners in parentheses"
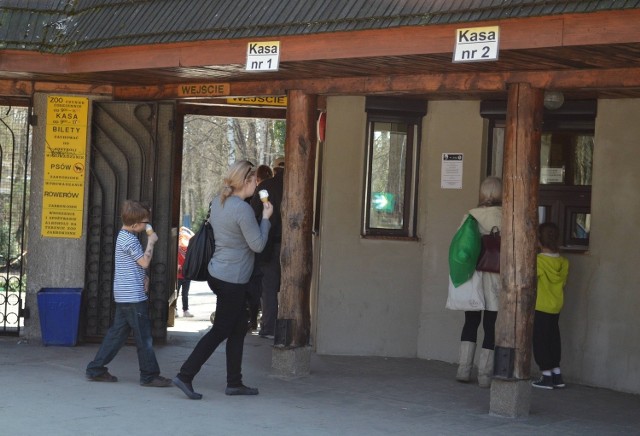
top-left (87, 371), bottom-right (118, 382)
top-left (552, 373), bottom-right (566, 388)
top-left (532, 374), bottom-right (554, 389)
top-left (141, 376), bottom-right (173, 387)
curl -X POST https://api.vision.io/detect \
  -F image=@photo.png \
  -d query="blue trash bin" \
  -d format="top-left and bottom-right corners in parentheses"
top-left (37, 288), bottom-right (82, 346)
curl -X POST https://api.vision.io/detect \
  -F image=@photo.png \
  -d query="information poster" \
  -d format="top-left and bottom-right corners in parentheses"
top-left (441, 153), bottom-right (463, 189)
top-left (42, 96), bottom-right (88, 238)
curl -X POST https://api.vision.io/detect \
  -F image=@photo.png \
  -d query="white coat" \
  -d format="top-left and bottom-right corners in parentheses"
top-left (468, 206), bottom-right (502, 311)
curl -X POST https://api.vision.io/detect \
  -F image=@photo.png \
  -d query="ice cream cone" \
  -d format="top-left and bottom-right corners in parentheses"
top-left (259, 189), bottom-right (269, 203)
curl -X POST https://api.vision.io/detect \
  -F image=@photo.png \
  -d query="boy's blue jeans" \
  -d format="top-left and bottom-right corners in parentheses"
top-left (86, 301), bottom-right (160, 384)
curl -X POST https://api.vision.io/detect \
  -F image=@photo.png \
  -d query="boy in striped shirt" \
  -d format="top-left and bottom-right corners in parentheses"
top-left (86, 200), bottom-right (172, 387)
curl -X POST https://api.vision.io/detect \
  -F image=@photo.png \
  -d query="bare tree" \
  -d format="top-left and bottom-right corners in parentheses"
top-left (180, 115), bottom-right (285, 229)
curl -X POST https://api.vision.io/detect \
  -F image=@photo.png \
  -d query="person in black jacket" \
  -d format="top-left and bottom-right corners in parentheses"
top-left (246, 164), bottom-right (274, 331)
top-left (250, 157), bottom-right (284, 339)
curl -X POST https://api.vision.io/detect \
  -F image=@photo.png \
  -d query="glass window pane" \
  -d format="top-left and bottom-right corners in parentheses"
top-left (491, 127), bottom-right (504, 177)
top-left (369, 122), bottom-right (407, 230)
top-left (573, 135), bottom-right (594, 186)
top-left (570, 212), bottom-right (590, 241)
top-left (540, 132), bottom-right (593, 185)
top-left (538, 206), bottom-right (550, 224)
top-left (484, 112), bottom-right (593, 251)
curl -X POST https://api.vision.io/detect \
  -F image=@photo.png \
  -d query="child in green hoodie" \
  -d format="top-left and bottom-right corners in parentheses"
top-left (532, 222), bottom-right (570, 390)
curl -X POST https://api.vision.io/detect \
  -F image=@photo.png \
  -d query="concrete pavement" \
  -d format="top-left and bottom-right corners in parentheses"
top-left (1, 282), bottom-right (639, 435)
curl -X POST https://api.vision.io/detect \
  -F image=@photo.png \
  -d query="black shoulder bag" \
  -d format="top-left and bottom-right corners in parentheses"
top-left (182, 203), bottom-right (215, 281)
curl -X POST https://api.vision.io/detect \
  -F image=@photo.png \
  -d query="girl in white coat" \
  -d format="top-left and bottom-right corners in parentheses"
top-left (456, 177), bottom-right (502, 388)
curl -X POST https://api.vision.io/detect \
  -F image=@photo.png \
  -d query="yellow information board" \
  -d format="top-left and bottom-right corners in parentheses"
top-left (42, 96), bottom-right (88, 238)
top-left (226, 96), bottom-right (287, 107)
top-left (177, 83), bottom-right (230, 97)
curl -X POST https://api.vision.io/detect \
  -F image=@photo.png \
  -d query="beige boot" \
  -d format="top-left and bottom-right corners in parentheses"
top-left (455, 341), bottom-right (476, 382)
top-left (477, 348), bottom-right (494, 388)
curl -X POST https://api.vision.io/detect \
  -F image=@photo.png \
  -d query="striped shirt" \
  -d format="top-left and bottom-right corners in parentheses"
top-left (113, 229), bottom-right (148, 303)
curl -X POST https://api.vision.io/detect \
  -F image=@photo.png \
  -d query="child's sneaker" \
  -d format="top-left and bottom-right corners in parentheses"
top-left (532, 374), bottom-right (554, 389)
top-left (552, 373), bottom-right (566, 388)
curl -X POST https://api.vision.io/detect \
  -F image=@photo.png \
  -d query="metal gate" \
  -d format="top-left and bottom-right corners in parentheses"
top-left (0, 104), bottom-right (30, 336)
top-left (82, 102), bottom-right (177, 343)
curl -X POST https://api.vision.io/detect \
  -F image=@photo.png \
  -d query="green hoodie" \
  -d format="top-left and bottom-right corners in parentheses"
top-left (536, 253), bottom-right (569, 314)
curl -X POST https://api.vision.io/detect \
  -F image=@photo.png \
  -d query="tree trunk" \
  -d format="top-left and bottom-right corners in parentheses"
top-left (277, 90), bottom-right (317, 347)
top-left (494, 82), bottom-right (543, 380)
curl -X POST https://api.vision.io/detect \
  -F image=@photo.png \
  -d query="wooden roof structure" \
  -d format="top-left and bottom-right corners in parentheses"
top-left (4, 0), bottom-right (639, 53)
top-left (2, 1), bottom-right (640, 101)
top-left (4, 3), bottom-right (640, 414)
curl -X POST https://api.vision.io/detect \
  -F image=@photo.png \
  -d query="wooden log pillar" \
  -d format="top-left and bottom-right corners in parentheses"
top-left (490, 83), bottom-right (543, 417)
top-left (271, 89), bottom-right (317, 377)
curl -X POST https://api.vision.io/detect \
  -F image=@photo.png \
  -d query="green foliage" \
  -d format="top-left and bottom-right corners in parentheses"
top-left (191, 206), bottom-right (210, 233)
top-left (0, 274), bottom-right (26, 294)
top-left (272, 120), bottom-right (286, 155)
top-left (0, 221), bottom-right (20, 266)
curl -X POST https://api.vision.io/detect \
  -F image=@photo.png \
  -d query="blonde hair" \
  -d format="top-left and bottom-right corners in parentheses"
top-left (478, 176), bottom-right (502, 207)
top-left (220, 160), bottom-right (255, 205)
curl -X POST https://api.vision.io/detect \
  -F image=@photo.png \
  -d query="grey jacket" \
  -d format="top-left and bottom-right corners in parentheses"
top-left (208, 195), bottom-right (271, 284)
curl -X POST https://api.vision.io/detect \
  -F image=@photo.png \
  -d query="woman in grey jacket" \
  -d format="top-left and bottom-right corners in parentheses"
top-left (173, 160), bottom-right (273, 400)
top-left (456, 176), bottom-right (502, 388)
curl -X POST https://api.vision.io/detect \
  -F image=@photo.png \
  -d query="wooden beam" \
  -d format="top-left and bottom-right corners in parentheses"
top-left (112, 67), bottom-right (640, 101)
top-left (0, 96), bottom-right (31, 106)
top-left (33, 82), bottom-right (112, 95)
top-left (0, 80), bottom-right (112, 97)
top-left (0, 80), bottom-right (33, 96)
top-left (5, 67), bottom-right (640, 103)
top-left (278, 90), bottom-right (316, 347)
top-left (495, 83), bottom-right (542, 380)
top-left (2, 10), bottom-right (638, 74)
top-left (177, 104), bottom-right (286, 119)
top-left (0, 50), bottom-right (67, 73)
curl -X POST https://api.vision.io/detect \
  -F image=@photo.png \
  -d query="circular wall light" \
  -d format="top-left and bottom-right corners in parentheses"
top-left (544, 91), bottom-right (564, 110)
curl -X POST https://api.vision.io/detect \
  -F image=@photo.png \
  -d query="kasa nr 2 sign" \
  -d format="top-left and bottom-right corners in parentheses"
top-left (453, 26), bottom-right (499, 63)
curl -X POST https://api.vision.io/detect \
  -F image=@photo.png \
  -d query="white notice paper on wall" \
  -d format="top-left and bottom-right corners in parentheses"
top-left (441, 153), bottom-right (463, 189)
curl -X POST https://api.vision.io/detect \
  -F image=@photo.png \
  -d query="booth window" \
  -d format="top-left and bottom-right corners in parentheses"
top-left (363, 97), bottom-right (426, 238)
top-left (481, 100), bottom-right (596, 251)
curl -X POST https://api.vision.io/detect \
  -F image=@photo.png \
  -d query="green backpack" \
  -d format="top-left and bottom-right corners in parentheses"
top-left (448, 214), bottom-right (481, 287)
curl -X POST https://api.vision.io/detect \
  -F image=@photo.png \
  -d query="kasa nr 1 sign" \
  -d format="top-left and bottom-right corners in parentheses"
top-left (246, 41), bottom-right (280, 71)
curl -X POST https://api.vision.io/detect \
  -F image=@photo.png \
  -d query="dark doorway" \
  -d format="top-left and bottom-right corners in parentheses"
top-left (82, 101), bottom-right (177, 343)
